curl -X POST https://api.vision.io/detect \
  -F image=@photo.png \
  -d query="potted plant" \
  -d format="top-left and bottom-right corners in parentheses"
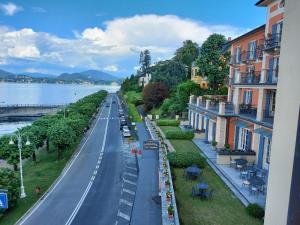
top-left (224, 143), bottom-right (231, 150)
top-left (211, 140), bottom-right (217, 150)
top-left (167, 204), bottom-right (174, 219)
top-left (165, 179), bottom-right (170, 189)
top-left (166, 191), bottom-right (172, 202)
top-left (163, 170), bottom-right (169, 177)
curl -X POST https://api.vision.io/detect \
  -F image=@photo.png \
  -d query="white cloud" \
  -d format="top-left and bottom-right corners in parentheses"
top-left (104, 65), bottom-right (119, 72)
top-left (0, 2), bottom-right (23, 16)
top-left (0, 14), bottom-right (247, 74)
top-left (31, 7), bottom-right (47, 13)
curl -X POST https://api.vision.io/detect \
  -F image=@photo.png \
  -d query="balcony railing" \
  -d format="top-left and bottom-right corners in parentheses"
top-left (233, 71), bottom-right (261, 85)
top-left (230, 49), bottom-right (263, 66)
top-left (239, 104), bottom-right (257, 119)
top-left (264, 33), bottom-right (282, 51)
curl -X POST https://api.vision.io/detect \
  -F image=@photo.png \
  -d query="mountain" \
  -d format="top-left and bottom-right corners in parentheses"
top-left (0, 69), bottom-right (15, 78)
top-left (20, 72), bottom-right (56, 79)
top-left (57, 70), bottom-right (118, 82)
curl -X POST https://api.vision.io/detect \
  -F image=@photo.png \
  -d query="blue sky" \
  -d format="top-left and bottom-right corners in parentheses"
top-left (0, 0), bottom-right (266, 77)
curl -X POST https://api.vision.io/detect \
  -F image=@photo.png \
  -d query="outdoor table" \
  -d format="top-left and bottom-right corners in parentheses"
top-left (186, 166), bottom-right (201, 176)
top-left (196, 183), bottom-right (209, 198)
top-left (235, 159), bottom-right (248, 169)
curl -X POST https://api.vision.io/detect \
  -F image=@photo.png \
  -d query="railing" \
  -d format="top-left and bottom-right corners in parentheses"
top-left (264, 69), bottom-right (279, 84)
top-left (264, 33), bottom-right (282, 51)
top-left (263, 109), bottom-right (275, 125)
top-left (230, 49), bottom-right (263, 66)
top-left (233, 72), bottom-right (261, 85)
top-left (0, 104), bottom-right (66, 108)
top-left (239, 104), bottom-right (257, 119)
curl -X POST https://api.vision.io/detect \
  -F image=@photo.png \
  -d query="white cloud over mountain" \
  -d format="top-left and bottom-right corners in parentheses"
top-left (0, 14), bottom-right (247, 75)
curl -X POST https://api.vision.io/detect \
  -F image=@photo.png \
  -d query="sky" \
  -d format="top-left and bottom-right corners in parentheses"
top-left (0, 0), bottom-right (266, 77)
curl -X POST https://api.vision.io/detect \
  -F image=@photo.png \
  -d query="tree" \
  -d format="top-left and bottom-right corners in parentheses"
top-left (150, 60), bottom-right (188, 90)
top-left (174, 40), bottom-right (199, 77)
top-left (48, 120), bottom-right (76, 160)
top-left (139, 49), bottom-right (151, 77)
top-left (142, 82), bottom-right (169, 111)
top-left (0, 168), bottom-right (20, 208)
top-left (196, 34), bottom-right (230, 93)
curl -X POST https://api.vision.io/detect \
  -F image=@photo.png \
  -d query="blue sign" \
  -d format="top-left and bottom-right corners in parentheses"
top-left (0, 192), bottom-right (8, 209)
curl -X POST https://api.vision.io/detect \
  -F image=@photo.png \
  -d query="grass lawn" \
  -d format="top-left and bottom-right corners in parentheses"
top-left (127, 103), bottom-right (142, 122)
top-left (0, 143), bottom-right (78, 225)
top-left (159, 126), bottom-right (263, 225)
top-left (123, 91), bottom-right (142, 122)
top-left (124, 91), bottom-right (142, 104)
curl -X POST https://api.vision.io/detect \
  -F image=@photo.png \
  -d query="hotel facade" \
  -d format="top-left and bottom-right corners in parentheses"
top-left (188, 0), bottom-right (285, 172)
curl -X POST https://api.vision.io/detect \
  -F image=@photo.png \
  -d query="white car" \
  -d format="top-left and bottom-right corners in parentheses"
top-left (123, 130), bottom-right (131, 137)
top-left (122, 126), bottom-right (130, 132)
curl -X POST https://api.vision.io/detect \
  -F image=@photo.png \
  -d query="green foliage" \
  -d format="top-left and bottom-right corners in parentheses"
top-left (174, 40), bottom-right (199, 78)
top-left (142, 82), bottom-right (169, 111)
top-left (121, 74), bottom-right (142, 93)
top-left (246, 204), bottom-right (265, 219)
top-left (165, 131), bottom-right (194, 140)
top-left (150, 60), bottom-right (188, 90)
top-left (167, 152), bottom-right (206, 169)
top-left (48, 120), bottom-right (76, 160)
top-left (139, 49), bottom-right (151, 77)
top-left (124, 91), bottom-right (142, 105)
top-left (211, 140), bottom-right (218, 147)
top-left (196, 34), bottom-right (230, 93)
top-left (0, 168), bottom-right (20, 209)
top-left (156, 120), bottom-right (180, 126)
top-left (127, 103), bottom-right (142, 122)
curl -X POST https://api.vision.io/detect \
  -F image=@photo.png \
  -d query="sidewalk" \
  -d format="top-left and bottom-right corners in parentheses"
top-left (130, 121), bottom-right (162, 225)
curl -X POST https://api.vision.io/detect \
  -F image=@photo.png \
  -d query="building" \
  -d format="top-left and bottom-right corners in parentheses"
top-left (257, 0), bottom-right (300, 224)
top-left (188, 0), bottom-right (285, 173)
top-left (138, 73), bottom-right (151, 87)
top-left (190, 62), bottom-right (208, 89)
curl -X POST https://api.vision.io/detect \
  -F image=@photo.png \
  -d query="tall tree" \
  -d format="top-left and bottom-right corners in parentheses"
top-left (196, 34), bottom-right (229, 93)
top-left (174, 40), bottom-right (199, 77)
top-left (139, 49), bottom-right (151, 77)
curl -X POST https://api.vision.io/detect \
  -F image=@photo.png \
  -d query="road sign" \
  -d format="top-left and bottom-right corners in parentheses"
top-left (0, 192), bottom-right (8, 209)
top-left (143, 140), bottom-right (159, 150)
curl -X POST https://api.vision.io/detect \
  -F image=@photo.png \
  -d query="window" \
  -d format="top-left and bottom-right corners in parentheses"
top-left (265, 137), bottom-right (272, 164)
top-left (234, 69), bottom-right (240, 83)
top-left (248, 41), bottom-right (256, 59)
top-left (239, 128), bottom-right (251, 151)
top-left (244, 90), bottom-right (252, 105)
top-left (235, 46), bottom-right (241, 63)
top-left (270, 91), bottom-right (276, 115)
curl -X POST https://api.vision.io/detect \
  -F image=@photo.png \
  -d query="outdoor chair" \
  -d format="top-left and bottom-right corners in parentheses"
top-left (242, 180), bottom-right (250, 189)
top-left (250, 185), bottom-right (259, 196)
top-left (204, 188), bottom-right (214, 200)
top-left (229, 156), bottom-right (236, 168)
top-left (192, 187), bottom-right (200, 199)
top-left (240, 170), bottom-right (248, 179)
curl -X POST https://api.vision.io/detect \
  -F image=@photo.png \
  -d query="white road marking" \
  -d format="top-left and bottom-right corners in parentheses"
top-left (126, 166), bottom-right (137, 171)
top-left (18, 103), bottom-right (108, 225)
top-left (117, 211), bottom-right (130, 221)
top-left (123, 179), bottom-right (137, 186)
top-left (64, 99), bottom-right (112, 225)
top-left (120, 199), bottom-right (133, 207)
top-left (124, 172), bottom-right (137, 178)
top-left (122, 188), bottom-right (135, 195)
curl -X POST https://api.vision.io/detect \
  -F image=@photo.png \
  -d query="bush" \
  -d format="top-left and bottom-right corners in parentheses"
top-left (0, 168), bottom-right (20, 209)
top-left (246, 203), bottom-right (265, 219)
top-left (167, 152), bottom-right (206, 168)
top-left (165, 131), bottom-right (194, 140)
top-left (156, 119), bottom-right (180, 126)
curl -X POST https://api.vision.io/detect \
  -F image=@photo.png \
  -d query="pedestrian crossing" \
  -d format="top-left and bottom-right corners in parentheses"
top-left (99, 117), bottom-right (119, 120)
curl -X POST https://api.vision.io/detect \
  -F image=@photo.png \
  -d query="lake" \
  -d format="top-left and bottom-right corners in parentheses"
top-left (0, 82), bottom-right (120, 136)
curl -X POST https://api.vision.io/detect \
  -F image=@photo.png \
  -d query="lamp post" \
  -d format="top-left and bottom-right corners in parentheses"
top-left (9, 130), bottom-right (30, 198)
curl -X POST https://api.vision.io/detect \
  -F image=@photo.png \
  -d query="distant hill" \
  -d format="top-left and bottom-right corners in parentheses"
top-left (20, 72), bottom-right (56, 79)
top-left (0, 69), bottom-right (15, 78)
top-left (57, 70), bottom-right (118, 82)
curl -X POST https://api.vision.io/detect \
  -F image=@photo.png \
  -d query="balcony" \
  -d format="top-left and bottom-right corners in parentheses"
top-left (229, 55), bottom-right (241, 66)
top-left (264, 33), bottom-right (281, 52)
top-left (232, 72), bottom-right (261, 85)
top-left (239, 104), bottom-right (257, 120)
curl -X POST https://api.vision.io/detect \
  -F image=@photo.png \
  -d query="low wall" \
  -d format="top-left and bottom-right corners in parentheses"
top-left (216, 154), bottom-right (256, 165)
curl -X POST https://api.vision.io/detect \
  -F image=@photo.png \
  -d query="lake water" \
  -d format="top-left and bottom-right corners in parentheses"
top-left (0, 82), bottom-right (120, 136)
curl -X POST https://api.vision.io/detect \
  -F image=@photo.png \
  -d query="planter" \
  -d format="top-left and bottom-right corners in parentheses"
top-left (168, 213), bottom-right (174, 219)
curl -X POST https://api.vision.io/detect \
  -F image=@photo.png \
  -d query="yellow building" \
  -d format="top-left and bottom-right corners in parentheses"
top-left (191, 62), bottom-right (208, 89)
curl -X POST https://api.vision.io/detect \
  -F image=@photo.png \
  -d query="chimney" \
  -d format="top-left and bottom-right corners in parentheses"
top-left (227, 37), bottom-right (232, 42)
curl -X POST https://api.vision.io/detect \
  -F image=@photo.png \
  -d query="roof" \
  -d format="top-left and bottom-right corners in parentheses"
top-left (226, 24), bottom-right (265, 45)
top-left (255, 0), bottom-right (275, 6)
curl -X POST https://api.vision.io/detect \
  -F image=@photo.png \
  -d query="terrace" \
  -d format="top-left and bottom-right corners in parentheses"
top-left (264, 33), bottom-right (281, 52)
top-left (232, 71), bottom-right (261, 85)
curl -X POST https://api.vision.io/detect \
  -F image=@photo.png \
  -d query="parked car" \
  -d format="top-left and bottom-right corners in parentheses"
top-left (122, 126), bottom-right (130, 132)
top-left (106, 103), bottom-right (110, 107)
top-left (120, 119), bottom-right (127, 126)
top-left (123, 130), bottom-right (131, 137)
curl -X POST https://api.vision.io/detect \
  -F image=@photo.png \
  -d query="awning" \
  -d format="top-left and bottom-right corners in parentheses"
top-left (234, 120), bottom-right (249, 128)
top-left (254, 128), bottom-right (273, 138)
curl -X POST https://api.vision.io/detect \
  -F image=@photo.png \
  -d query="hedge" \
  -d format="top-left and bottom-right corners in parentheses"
top-left (165, 131), bottom-right (194, 140)
top-left (246, 203), bottom-right (265, 219)
top-left (156, 119), bottom-right (180, 126)
top-left (167, 152), bottom-right (206, 169)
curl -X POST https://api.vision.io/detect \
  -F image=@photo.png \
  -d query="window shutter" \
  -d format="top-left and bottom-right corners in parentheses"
top-left (247, 131), bottom-right (252, 151)
top-left (268, 57), bottom-right (274, 82)
top-left (265, 92), bottom-right (271, 117)
top-left (243, 91), bottom-right (247, 104)
top-left (247, 42), bottom-right (251, 59)
top-left (234, 126), bottom-right (240, 149)
top-left (253, 41), bottom-right (257, 58)
top-left (257, 136), bottom-right (265, 168)
top-left (249, 91), bottom-right (253, 105)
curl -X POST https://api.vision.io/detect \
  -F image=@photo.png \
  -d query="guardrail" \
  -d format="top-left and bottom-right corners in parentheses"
top-left (0, 104), bottom-right (66, 108)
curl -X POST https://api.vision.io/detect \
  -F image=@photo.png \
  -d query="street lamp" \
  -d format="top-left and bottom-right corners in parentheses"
top-left (9, 130), bottom-right (30, 198)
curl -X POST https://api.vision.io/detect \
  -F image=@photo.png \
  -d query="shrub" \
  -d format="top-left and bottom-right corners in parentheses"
top-left (224, 143), bottom-right (231, 150)
top-left (165, 131), bottom-right (194, 140)
top-left (0, 168), bottom-right (20, 209)
top-left (211, 140), bottom-right (217, 147)
top-left (246, 203), bottom-right (265, 219)
top-left (167, 152), bottom-right (206, 168)
top-left (156, 119), bottom-right (180, 126)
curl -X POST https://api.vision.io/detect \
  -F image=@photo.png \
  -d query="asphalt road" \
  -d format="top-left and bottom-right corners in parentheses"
top-left (18, 93), bottom-right (128, 225)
